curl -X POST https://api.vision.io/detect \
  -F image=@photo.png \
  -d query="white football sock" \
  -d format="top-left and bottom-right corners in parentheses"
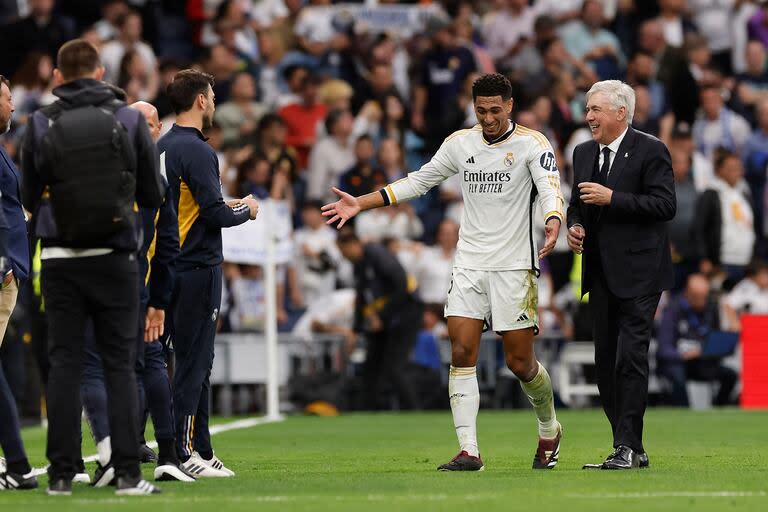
top-left (520, 363), bottom-right (559, 438)
top-left (449, 366), bottom-right (480, 457)
top-left (97, 436), bottom-right (112, 467)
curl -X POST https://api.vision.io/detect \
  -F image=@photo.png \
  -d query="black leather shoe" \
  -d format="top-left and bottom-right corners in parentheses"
top-left (638, 452), bottom-right (649, 468)
top-left (602, 445), bottom-right (639, 470)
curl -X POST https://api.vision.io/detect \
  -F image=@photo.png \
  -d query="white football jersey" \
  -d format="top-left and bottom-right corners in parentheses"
top-left (385, 124), bottom-right (564, 271)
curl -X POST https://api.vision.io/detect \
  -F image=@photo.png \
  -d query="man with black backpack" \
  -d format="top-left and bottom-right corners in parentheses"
top-left (21, 39), bottom-right (164, 496)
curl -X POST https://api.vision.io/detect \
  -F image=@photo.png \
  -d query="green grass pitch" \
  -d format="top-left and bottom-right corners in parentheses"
top-left (1, 408), bottom-right (766, 511)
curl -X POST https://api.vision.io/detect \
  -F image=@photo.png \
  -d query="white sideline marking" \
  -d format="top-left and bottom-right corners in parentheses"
top-left (29, 415), bottom-right (284, 476)
top-left (6, 492), bottom-right (766, 505)
top-left (568, 491), bottom-right (767, 498)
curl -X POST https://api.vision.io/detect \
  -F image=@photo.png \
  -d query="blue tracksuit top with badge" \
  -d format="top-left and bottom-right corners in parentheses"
top-left (157, 124), bottom-right (250, 271)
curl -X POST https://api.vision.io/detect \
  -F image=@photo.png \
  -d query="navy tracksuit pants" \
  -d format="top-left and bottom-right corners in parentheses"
top-left (81, 307), bottom-right (175, 451)
top-left (171, 265), bottom-right (221, 460)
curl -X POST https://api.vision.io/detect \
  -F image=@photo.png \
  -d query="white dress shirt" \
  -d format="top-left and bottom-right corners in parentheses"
top-left (598, 125), bottom-right (629, 175)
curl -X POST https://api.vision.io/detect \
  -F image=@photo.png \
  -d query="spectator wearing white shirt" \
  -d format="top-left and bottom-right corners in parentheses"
top-left (688, 0), bottom-right (735, 73)
top-left (251, 0), bottom-right (289, 30)
top-left (99, 10), bottom-right (158, 85)
top-left (355, 201), bottom-right (424, 244)
top-left (293, 201), bottom-right (345, 307)
top-left (293, 0), bottom-right (335, 58)
top-left (94, 0), bottom-right (129, 43)
top-left (291, 288), bottom-right (357, 356)
top-left (414, 219), bottom-right (459, 306)
top-left (694, 148), bottom-right (756, 287)
top-left (657, 0), bottom-right (698, 48)
top-left (255, 28), bottom-right (286, 109)
top-left (204, 0), bottom-right (259, 61)
top-left (214, 71), bottom-right (268, 148)
top-left (693, 85), bottom-right (752, 161)
top-left (724, 261), bottom-right (768, 330)
top-left (306, 109), bottom-right (356, 203)
top-left (481, 0), bottom-right (537, 71)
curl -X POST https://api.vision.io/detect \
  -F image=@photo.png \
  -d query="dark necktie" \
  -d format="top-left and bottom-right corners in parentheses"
top-left (598, 147), bottom-right (611, 185)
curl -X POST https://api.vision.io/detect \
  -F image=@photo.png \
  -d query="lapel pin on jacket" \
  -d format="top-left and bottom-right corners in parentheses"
top-left (624, 152), bottom-right (628, 157)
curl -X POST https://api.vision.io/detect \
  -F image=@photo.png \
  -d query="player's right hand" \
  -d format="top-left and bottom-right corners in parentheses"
top-left (321, 187), bottom-right (360, 229)
top-left (567, 225), bottom-right (585, 254)
top-left (243, 195), bottom-right (259, 220)
top-left (144, 307), bottom-right (165, 343)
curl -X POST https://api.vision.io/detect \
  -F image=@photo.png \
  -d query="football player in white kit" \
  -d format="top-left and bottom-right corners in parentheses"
top-left (322, 74), bottom-right (564, 471)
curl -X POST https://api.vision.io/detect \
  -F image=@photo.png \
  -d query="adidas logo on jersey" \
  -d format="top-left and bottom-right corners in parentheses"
top-left (465, 156), bottom-right (475, 164)
top-left (517, 313), bottom-right (529, 323)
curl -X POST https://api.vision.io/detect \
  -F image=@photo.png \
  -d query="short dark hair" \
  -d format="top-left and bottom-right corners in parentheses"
top-left (257, 112), bottom-right (285, 133)
top-left (714, 146), bottom-right (738, 171)
top-left (630, 49), bottom-right (655, 62)
top-left (302, 199), bottom-right (324, 211)
top-left (472, 73), bottom-right (513, 101)
top-left (282, 64), bottom-right (307, 82)
top-left (745, 259), bottom-right (768, 278)
top-left (336, 229), bottom-right (359, 245)
top-left (57, 39), bottom-right (101, 81)
top-left (115, 9), bottom-right (140, 29)
top-left (167, 69), bottom-right (215, 115)
top-left (324, 108), bottom-right (347, 135)
top-left (355, 133), bottom-right (373, 145)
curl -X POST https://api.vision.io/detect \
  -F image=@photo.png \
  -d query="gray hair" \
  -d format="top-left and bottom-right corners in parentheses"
top-left (586, 80), bottom-right (636, 124)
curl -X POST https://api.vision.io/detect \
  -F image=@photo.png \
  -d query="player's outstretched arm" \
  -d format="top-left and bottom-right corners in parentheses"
top-left (321, 187), bottom-right (385, 229)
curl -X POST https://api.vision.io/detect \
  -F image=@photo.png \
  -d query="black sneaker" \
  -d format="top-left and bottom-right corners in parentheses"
top-left (533, 422), bottom-right (562, 469)
top-left (0, 471), bottom-right (38, 490)
top-left (437, 451), bottom-right (485, 471)
top-left (92, 461), bottom-right (115, 488)
top-left (115, 476), bottom-right (162, 496)
top-left (47, 478), bottom-right (72, 496)
top-left (140, 445), bottom-right (158, 464)
top-left (155, 460), bottom-right (196, 482)
top-left (638, 452), bottom-right (649, 468)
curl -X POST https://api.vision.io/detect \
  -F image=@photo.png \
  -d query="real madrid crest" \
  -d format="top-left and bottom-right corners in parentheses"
top-left (504, 152), bottom-right (514, 166)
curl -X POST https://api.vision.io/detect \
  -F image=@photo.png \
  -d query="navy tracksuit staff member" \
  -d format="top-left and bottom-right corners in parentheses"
top-left (158, 69), bottom-right (257, 475)
top-left (0, 73), bottom-right (36, 491)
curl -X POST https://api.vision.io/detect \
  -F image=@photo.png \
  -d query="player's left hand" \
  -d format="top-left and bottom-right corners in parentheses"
top-left (144, 307), bottom-right (165, 343)
top-left (579, 182), bottom-right (613, 205)
top-left (539, 218), bottom-right (560, 259)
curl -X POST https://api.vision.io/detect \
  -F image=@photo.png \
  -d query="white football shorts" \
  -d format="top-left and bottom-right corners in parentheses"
top-left (444, 267), bottom-right (538, 332)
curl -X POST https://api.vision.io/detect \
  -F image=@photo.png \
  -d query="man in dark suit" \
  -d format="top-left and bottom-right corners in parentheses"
top-left (567, 80), bottom-right (676, 470)
top-left (0, 75), bottom-right (37, 490)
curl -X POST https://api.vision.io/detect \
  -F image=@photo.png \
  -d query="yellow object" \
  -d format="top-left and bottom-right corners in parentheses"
top-left (304, 401), bottom-right (339, 416)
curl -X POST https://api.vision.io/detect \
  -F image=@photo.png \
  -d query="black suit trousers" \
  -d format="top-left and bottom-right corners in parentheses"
top-left (590, 264), bottom-right (660, 453)
top-left (43, 252), bottom-right (141, 481)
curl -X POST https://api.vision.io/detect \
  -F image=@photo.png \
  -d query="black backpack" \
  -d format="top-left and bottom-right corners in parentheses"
top-left (39, 99), bottom-right (137, 244)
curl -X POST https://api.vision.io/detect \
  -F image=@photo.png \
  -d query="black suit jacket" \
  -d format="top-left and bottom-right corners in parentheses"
top-left (567, 127), bottom-right (676, 299)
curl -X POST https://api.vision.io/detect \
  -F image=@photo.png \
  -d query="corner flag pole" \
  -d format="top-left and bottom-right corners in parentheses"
top-left (263, 201), bottom-right (282, 421)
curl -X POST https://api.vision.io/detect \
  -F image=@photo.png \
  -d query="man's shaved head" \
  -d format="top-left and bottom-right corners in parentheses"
top-left (130, 101), bottom-right (161, 141)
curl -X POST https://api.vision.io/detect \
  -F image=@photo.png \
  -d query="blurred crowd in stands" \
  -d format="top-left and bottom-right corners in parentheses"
top-left (3, 0), bottom-right (768, 412)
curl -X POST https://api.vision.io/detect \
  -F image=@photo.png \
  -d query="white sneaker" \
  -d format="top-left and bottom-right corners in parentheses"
top-left (197, 452), bottom-right (235, 477)
top-left (114, 476), bottom-right (161, 496)
top-left (0, 458), bottom-right (5, 472)
top-left (73, 472), bottom-right (91, 484)
top-left (154, 462), bottom-right (196, 482)
top-left (180, 453), bottom-right (229, 478)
